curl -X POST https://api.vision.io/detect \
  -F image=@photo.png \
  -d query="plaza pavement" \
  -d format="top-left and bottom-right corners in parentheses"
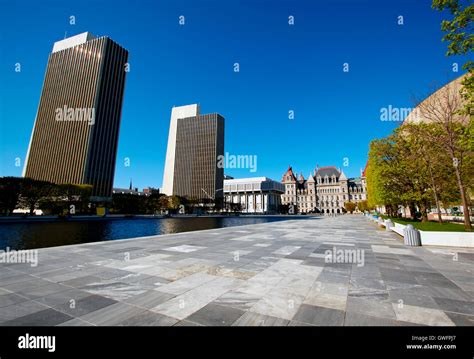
top-left (0, 215), bottom-right (473, 326)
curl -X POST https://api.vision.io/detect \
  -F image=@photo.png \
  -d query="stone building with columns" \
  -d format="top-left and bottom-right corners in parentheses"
top-left (223, 177), bottom-right (284, 213)
top-left (281, 166), bottom-right (367, 214)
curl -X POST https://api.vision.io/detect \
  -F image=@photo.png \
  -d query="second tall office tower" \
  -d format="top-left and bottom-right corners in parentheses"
top-left (162, 104), bottom-right (224, 203)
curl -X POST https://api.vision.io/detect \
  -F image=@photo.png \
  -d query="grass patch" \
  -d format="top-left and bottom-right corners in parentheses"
top-left (377, 215), bottom-right (469, 232)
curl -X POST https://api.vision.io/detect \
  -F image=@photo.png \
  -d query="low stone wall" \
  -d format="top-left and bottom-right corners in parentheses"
top-left (419, 231), bottom-right (474, 247)
top-left (391, 222), bottom-right (405, 236)
top-left (365, 214), bottom-right (474, 248)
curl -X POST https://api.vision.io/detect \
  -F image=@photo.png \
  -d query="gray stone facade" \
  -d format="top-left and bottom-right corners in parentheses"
top-left (281, 166), bottom-right (367, 214)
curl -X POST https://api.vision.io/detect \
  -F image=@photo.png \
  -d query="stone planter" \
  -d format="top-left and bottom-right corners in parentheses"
top-left (384, 219), bottom-right (394, 231)
top-left (403, 224), bottom-right (421, 246)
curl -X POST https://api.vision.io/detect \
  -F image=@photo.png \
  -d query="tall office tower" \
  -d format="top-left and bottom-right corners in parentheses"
top-left (23, 32), bottom-right (128, 200)
top-left (162, 104), bottom-right (200, 196)
top-left (162, 104), bottom-right (224, 202)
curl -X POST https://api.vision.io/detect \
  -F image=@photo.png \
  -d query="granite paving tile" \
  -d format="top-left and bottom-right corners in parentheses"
top-left (1, 215), bottom-right (473, 326)
top-left (186, 303), bottom-right (245, 326)
top-left (2, 308), bottom-right (73, 326)
top-left (293, 304), bottom-right (345, 326)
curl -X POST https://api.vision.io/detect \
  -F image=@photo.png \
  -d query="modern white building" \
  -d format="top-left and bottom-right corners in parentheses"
top-left (162, 104), bottom-right (200, 196)
top-left (224, 177), bottom-right (284, 213)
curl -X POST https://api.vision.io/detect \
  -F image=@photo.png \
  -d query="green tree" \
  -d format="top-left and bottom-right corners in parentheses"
top-left (76, 184), bottom-right (93, 213)
top-left (0, 177), bottom-right (22, 215)
top-left (415, 79), bottom-right (473, 229)
top-left (367, 136), bottom-right (407, 217)
top-left (365, 158), bottom-right (379, 210)
top-left (145, 192), bottom-right (166, 214)
top-left (158, 195), bottom-right (170, 212)
top-left (19, 178), bottom-right (54, 215)
top-left (344, 201), bottom-right (356, 214)
top-left (368, 130), bottom-right (434, 220)
top-left (402, 123), bottom-right (457, 223)
top-left (56, 183), bottom-right (93, 214)
top-left (357, 200), bottom-right (369, 213)
top-left (168, 195), bottom-right (183, 212)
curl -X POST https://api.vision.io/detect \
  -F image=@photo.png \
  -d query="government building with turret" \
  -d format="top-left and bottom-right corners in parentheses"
top-left (281, 166), bottom-right (367, 214)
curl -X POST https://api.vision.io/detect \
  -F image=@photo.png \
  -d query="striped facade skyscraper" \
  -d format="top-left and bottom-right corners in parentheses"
top-left (23, 32), bottom-right (128, 199)
top-left (162, 104), bottom-right (224, 202)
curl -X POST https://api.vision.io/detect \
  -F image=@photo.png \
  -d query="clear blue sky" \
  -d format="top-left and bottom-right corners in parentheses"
top-left (0, 0), bottom-right (467, 190)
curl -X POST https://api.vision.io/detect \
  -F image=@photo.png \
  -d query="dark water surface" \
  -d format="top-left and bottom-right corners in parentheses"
top-left (0, 216), bottom-right (301, 250)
